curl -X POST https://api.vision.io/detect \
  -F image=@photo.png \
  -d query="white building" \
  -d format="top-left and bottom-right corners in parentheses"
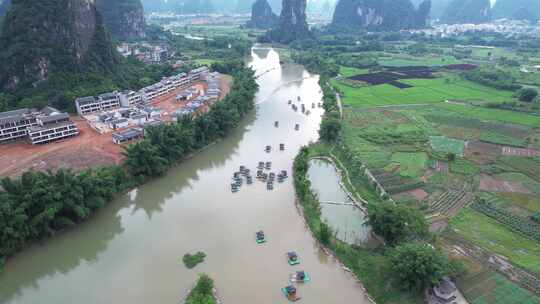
top-left (0, 106), bottom-right (79, 145)
top-left (119, 90), bottom-right (143, 107)
top-left (0, 108), bottom-right (39, 143)
top-left (75, 92), bottom-right (121, 116)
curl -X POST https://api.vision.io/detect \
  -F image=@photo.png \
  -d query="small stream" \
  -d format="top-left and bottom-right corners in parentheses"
top-left (307, 159), bottom-right (374, 246)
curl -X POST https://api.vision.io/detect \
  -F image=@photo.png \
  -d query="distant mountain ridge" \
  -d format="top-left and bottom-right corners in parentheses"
top-left (331, 0), bottom-right (432, 31)
top-left (492, 0), bottom-right (540, 22)
top-left (442, 0), bottom-right (491, 24)
top-left (266, 0), bottom-right (311, 43)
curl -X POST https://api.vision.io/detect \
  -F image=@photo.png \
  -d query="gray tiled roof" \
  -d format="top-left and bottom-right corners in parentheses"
top-left (75, 96), bottom-right (97, 106)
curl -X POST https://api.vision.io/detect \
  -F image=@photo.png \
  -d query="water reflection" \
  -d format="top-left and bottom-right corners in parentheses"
top-left (0, 200), bottom-right (125, 303)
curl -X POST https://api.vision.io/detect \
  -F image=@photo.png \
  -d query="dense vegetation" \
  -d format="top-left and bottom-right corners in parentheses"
top-left (0, 167), bottom-right (131, 269)
top-left (183, 251), bottom-right (207, 268)
top-left (463, 68), bottom-right (521, 91)
top-left (389, 243), bottom-right (459, 292)
top-left (185, 274), bottom-right (216, 304)
top-left (367, 202), bottom-right (428, 246)
top-left (0, 0), bottom-right (118, 94)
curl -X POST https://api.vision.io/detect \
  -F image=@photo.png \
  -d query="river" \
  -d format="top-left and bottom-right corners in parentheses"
top-left (0, 47), bottom-right (370, 304)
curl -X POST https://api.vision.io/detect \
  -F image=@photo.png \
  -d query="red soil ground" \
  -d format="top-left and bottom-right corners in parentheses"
top-left (0, 75), bottom-right (233, 178)
top-left (0, 116), bottom-right (123, 178)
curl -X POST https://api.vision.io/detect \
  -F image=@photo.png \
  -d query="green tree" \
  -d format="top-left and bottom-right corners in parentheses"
top-left (367, 202), bottom-right (428, 246)
top-left (518, 88), bottom-right (538, 102)
top-left (319, 222), bottom-right (332, 246)
top-left (319, 115), bottom-right (341, 142)
top-left (123, 140), bottom-right (169, 178)
top-left (389, 243), bottom-right (453, 292)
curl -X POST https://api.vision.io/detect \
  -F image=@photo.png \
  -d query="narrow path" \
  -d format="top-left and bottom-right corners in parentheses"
top-left (336, 93), bottom-right (343, 118)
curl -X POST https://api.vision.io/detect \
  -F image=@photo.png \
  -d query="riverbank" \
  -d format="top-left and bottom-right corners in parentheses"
top-left (293, 145), bottom-right (424, 304)
top-left (0, 64), bottom-right (258, 271)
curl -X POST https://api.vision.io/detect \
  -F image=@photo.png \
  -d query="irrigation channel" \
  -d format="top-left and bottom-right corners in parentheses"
top-left (0, 47), bottom-right (371, 304)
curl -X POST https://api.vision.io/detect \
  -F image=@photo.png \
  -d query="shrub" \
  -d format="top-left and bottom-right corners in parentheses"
top-left (183, 251), bottom-right (206, 269)
top-left (518, 88), bottom-right (538, 102)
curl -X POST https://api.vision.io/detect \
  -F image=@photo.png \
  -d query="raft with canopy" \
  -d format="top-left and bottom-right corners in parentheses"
top-left (290, 271), bottom-right (311, 283)
top-left (287, 251), bottom-right (300, 265)
top-left (281, 285), bottom-right (301, 302)
top-left (256, 231), bottom-right (266, 244)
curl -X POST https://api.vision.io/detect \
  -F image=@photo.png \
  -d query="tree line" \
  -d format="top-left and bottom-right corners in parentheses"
top-left (123, 63), bottom-right (258, 180)
top-left (0, 63), bottom-right (258, 269)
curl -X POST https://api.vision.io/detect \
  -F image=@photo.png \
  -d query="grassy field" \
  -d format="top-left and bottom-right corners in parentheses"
top-left (429, 136), bottom-right (466, 155)
top-left (333, 77), bottom-right (514, 108)
top-left (339, 66), bottom-right (369, 77)
top-left (378, 55), bottom-right (461, 67)
top-left (450, 208), bottom-right (540, 274)
top-left (391, 152), bottom-right (428, 178)
top-left (479, 132), bottom-right (527, 147)
top-left (194, 59), bottom-right (218, 66)
top-left (439, 104), bottom-right (540, 128)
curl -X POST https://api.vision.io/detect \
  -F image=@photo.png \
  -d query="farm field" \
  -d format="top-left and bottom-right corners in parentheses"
top-left (378, 54), bottom-right (462, 67)
top-left (430, 136), bottom-right (466, 156)
top-left (449, 208), bottom-right (540, 274)
top-left (458, 271), bottom-right (539, 304)
top-left (333, 77), bottom-right (515, 108)
top-left (438, 103), bottom-right (540, 128)
top-left (391, 152), bottom-right (428, 178)
top-left (339, 66), bottom-right (369, 77)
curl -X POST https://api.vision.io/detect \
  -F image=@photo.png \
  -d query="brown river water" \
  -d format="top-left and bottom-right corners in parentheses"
top-left (0, 47), bottom-right (371, 304)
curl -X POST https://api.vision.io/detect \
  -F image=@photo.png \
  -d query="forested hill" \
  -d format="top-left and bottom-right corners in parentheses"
top-left (0, 0), bottom-right (118, 91)
top-left (142, 0), bottom-right (283, 14)
top-left (96, 0), bottom-right (146, 40)
top-left (442, 0), bottom-right (491, 24)
top-left (331, 0), bottom-right (431, 31)
top-left (492, 0), bottom-right (540, 22)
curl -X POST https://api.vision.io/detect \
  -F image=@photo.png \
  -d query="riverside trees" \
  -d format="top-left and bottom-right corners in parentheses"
top-left (123, 66), bottom-right (258, 179)
top-left (0, 64), bottom-right (258, 269)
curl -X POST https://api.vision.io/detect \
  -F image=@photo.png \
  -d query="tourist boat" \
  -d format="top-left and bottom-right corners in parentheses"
top-left (290, 271), bottom-right (311, 283)
top-left (265, 162), bottom-right (272, 169)
top-left (265, 145), bottom-right (271, 152)
top-left (287, 251), bottom-right (300, 265)
top-left (281, 285), bottom-right (301, 302)
top-left (280, 144), bottom-right (285, 151)
top-left (256, 230), bottom-right (266, 244)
